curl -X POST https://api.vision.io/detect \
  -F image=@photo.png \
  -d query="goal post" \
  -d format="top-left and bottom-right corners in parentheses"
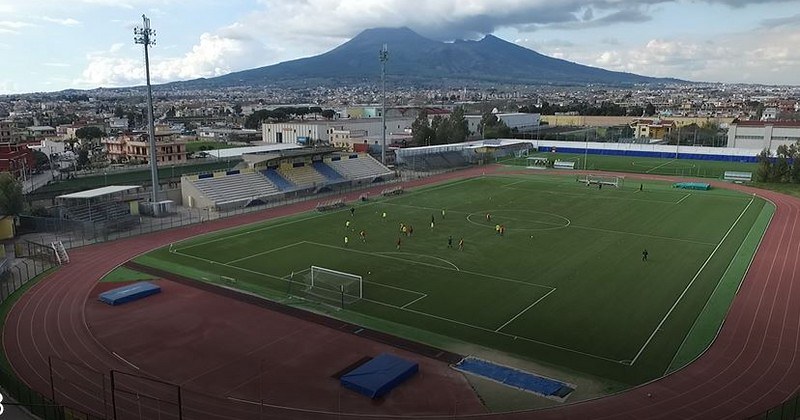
top-left (304, 266), bottom-right (363, 306)
top-left (578, 174), bottom-right (624, 188)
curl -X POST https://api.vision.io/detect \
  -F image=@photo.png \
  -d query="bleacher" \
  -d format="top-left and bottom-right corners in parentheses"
top-left (191, 172), bottom-right (280, 203)
top-left (64, 201), bottom-right (131, 223)
top-left (312, 161), bottom-right (345, 181)
top-left (261, 169), bottom-right (294, 191)
top-left (403, 151), bottom-right (469, 171)
top-left (327, 155), bottom-right (392, 180)
top-left (279, 165), bottom-right (327, 187)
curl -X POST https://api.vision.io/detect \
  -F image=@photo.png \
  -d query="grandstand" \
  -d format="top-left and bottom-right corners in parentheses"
top-left (326, 154), bottom-right (393, 180)
top-left (56, 185), bottom-right (141, 231)
top-left (279, 164), bottom-right (327, 187)
top-left (261, 168), bottom-right (294, 191)
top-left (182, 170), bottom-right (281, 209)
top-left (181, 148), bottom-right (396, 210)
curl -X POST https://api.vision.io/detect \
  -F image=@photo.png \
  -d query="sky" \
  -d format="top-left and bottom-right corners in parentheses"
top-left (0, 0), bottom-right (799, 94)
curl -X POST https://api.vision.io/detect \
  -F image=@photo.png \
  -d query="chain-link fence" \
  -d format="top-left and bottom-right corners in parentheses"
top-left (748, 392), bottom-right (800, 420)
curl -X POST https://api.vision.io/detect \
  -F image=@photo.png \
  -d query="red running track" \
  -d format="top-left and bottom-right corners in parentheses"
top-left (4, 168), bottom-right (800, 419)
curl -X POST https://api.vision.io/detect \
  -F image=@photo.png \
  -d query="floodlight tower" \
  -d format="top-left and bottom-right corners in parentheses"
top-left (134, 14), bottom-right (160, 203)
top-left (379, 44), bottom-right (389, 165)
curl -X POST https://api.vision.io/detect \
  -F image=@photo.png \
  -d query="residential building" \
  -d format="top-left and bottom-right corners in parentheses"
top-left (103, 129), bottom-right (188, 165)
top-left (630, 118), bottom-right (676, 140)
top-left (761, 108), bottom-right (778, 121)
top-left (726, 121), bottom-right (800, 150)
top-left (0, 143), bottom-right (34, 180)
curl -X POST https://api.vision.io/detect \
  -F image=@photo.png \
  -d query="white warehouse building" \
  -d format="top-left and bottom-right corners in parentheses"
top-left (262, 118), bottom-right (414, 145)
top-left (726, 121), bottom-right (800, 150)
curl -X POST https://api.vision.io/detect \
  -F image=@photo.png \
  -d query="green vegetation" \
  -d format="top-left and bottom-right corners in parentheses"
top-left (411, 107), bottom-right (469, 145)
top-left (755, 143), bottom-right (800, 183)
top-left (100, 266), bottom-right (154, 283)
top-left (138, 174), bottom-right (765, 384)
top-left (0, 172), bottom-right (24, 216)
top-left (666, 203), bottom-right (774, 373)
top-left (502, 152), bottom-right (757, 179)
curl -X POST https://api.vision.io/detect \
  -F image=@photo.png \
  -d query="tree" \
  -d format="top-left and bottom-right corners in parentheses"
top-left (756, 149), bottom-right (773, 183)
top-left (448, 107), bottom-right (468, 143)
top-left (75, 126), bottom-right (105, 143)
top-left (233, 103), bottom-right (243, 116)
top-left (411, 110), bottom-right (434, 146)
top-left (76, 146), bottom-right (90, 170)
top-left (33, 150), bottom-right (49, 170)
top-left (645, 102), bottom-right (656, 117)
top-left (321, 109), bottom-right (336, 119)
top-left (479, 113), bottom-right (511, 139)
top-left (0, 172), bottom-right (24, 216)
top-left (114, 105), bottom-right (125, 118)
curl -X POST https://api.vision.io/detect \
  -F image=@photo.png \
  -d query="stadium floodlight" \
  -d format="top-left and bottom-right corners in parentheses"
top-left (379, 44), bottom-right (389, 165)
top-left (134, 14), bottom-right (160, 203)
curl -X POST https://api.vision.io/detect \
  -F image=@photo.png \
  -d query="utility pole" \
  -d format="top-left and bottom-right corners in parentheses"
top-left (134, 15), bottom-right (160, 202)
top-left (379, 44), bottom-right (389, 165)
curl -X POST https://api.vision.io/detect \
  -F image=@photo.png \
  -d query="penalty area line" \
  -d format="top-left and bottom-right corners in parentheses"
top-left (495, 288), bottom-right (556, 332)
top-left (629, 197), bottom-right (754, 365)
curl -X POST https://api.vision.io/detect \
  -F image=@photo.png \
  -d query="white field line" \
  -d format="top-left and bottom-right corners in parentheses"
top-left (665, 204), bottom-right (766, 374)
top-left (495, 288), bottom-right (557, 332)
top-left (401, 294), bottom-right (428, 309)
top-left (630, 197), bottom-right (754, 365)
top-left (499, 185), bottom-right (680, 205)
top-left (376, 251), bottom-right (461, 271)
top-left (646, 159), bottom-right (677, 174)
top-left (173, 242), bottom-right (623, 364)
top-left (174, 244), bottom-right (426, 298)
top-left (360, 287), bottom-right (624, 364)
top-left (175, 176), bottom-right (480, 252)
top-left (306, 241), bottom-right (554, 292)
top-left (226, 241), bottom-right (305, 264)
top-left (385, 201), bottom-right (716, 246)
top-left (676, 193), bottom-right (691, 204)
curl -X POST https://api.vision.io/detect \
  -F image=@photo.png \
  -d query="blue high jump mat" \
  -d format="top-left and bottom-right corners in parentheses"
top-left (99, 282), bottom-right (161, 306)
top-left (453, 357), bottom-right (575, 401)
top-left (673, 182), bottom-right (711, 190)
top-left (340, 353), bottom-right (419, 399)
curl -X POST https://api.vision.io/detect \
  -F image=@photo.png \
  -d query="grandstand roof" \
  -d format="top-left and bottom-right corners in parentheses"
top-left (57, 185), bottom-right (140, 200)
top-left (202, 143), bottom-right (303, 159)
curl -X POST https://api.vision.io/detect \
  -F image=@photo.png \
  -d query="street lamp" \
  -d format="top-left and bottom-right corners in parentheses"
top-left (134, 15), bottom-right (160, 203)
top-left (379, 44), bottom-right (388, 165)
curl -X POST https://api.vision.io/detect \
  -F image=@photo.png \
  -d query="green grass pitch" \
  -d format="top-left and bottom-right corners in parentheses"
top-left (137, 173), bottom-right (766, 384)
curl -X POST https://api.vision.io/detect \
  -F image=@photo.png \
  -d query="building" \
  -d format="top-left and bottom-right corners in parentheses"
top-left (630, 118), bottom-right (676, 140)
top-left (761, 108), bottom-right (778, 121)
top-left (1, 120), bottom-right (20, 144)
top-left (465, 113), bottom-right (541, 138)
top-left (262, 118), bottom-right (414, 145)
top-left (0, 143), bottom-right (35, 180)
top-left (197, 127), bottom-right (261, 143)
top-left (103, 129), bottom-right (188, 165)
top-left (726, 121), bottom-right (800, 150)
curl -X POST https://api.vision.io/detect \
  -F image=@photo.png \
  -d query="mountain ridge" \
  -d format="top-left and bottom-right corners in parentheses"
top-left (173, 27), bottom-right (684, 89)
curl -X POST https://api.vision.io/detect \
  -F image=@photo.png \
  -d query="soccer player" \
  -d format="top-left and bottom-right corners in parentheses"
top-left (486, 213), bottom-right (491, 222)
top-left (448, 235), bottom-right (453, 248)
top-left (500, 224), bottom-right (505, 236)
top-left (642, 249), bottom-right (648, 262)
top-left (397, 237), bottom-right (402, 250)
top-left (639, 184), bottom-right (643, 192)
top-left (431, 214), bottom-right (435, 225)
top-left (382, 211), bottom-right (387, 221)
top-left (458, 237), bottom-right (464, 251)
top-left (402, 225), bottom-right (408, 236)
top-left (345, 220), bottom-right (351, 229)
top-left (495, 224), bottom-right (501, 234)
top-left (441, 209), bottom-right (446, 219)
top-left (350, 207), bottom-right (355, 217)
top-left (359, 230), bottom-right (366, 243)
top-left (409, 225), bottom-right (414, 236)
top-left (344, 236), bottom-right (349, 247)
top-left (430, 220), bottom-right (435, 229)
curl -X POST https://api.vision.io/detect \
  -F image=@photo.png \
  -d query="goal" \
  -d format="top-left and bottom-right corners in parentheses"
top-left (301, 266), bottom-right (363, 306)
top-left (578, 174), bottom-right (624, 188)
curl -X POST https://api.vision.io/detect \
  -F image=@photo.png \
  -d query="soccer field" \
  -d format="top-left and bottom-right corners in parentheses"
top-left (501, 152), bottom-right (758, 178)
top-left (138, 174), bottom-right (768, 384)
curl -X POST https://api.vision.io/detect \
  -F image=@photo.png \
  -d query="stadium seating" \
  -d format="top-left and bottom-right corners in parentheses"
top-left (327, 155), bottom-right (392, 180)
top-left (261, 169), bottom-right (294, 191)
top-left (191, 172), bottom-right (281, 203)
top-left (312, 161), bottom-right (345, 181)
top-left (279, 165), bottom-right (328, 187)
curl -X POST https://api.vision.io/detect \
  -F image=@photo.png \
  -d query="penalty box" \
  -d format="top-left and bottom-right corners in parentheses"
top-left (228, 241), bottom-right (555, 331)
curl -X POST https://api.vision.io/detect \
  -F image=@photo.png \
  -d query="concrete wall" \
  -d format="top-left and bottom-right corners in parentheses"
top-left (542, 115), bottom-right (734, 128)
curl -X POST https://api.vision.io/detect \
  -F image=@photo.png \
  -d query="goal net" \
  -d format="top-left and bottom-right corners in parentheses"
top-left (578, 174), bottom-right (624, 188)
top-left (298, 266), bottom-right (363, 306)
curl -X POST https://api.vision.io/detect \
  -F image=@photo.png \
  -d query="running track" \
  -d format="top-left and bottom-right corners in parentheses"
top-left (4, 167), bottom-right (800, 419)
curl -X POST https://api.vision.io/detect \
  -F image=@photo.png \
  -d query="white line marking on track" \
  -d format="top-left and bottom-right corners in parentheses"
top-left (630, 197), bottom-right (755, 365)
top-left (495, 288), bottom-right (557, 332)
top-left (112, 351), bottom-right (141, 370)
top-left (646, 159), bottom-right (677, 174)
top-left (676, 193), bottom-right (691, 204)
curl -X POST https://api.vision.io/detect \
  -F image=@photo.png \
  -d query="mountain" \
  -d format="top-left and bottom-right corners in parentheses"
top-left (181, 27), bottom-right (680, 88)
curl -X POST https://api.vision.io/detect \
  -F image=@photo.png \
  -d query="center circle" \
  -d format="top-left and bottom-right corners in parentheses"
top-left (466, 210), bottom-right (571, 231)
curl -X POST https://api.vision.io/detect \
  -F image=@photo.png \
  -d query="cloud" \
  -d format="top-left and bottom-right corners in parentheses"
top-left (76, 30), bottom-right (275, 87)
top-left (42, 16), bottom-right (82, 26)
